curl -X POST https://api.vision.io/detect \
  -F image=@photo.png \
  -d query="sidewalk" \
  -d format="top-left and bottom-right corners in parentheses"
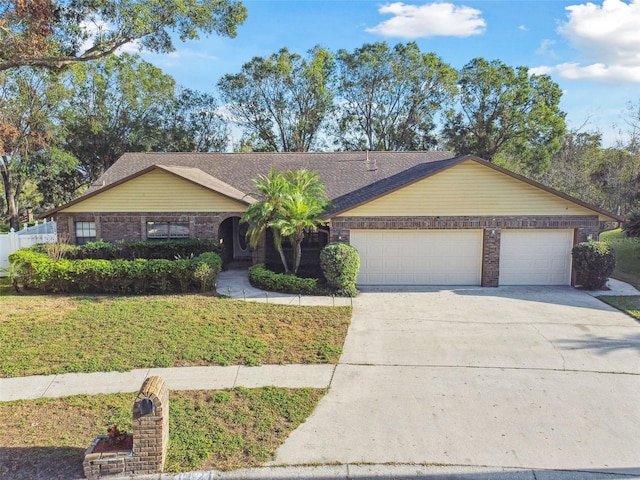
top-left (0, 364), bottom-right (335, 401)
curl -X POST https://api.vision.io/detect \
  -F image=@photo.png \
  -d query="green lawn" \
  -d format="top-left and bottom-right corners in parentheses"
top-left (600, 229), bottom-right (640, 290)
top-left (0, 387), bottom-right (325, 479)
top-left (0, 292), bottom-right (351, 377)
top-left (597, 295), bottom-right (640, 321)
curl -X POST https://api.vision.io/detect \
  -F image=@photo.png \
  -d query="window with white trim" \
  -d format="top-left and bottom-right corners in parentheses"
top-left (75, 221), bottom-right (96, 245)
top-left (146, 221), bottom-right (190, 240)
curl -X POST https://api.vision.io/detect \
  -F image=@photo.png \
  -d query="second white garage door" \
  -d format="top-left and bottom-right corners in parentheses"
top-left (350, 229), bottom-right (483, 286)
top-left (499, 229), bottom-right (573, 285)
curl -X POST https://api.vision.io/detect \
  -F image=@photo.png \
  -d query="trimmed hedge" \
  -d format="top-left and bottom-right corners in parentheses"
top-left (320, 242), bottom-right (360, 297)
top-left (31, 238), bottom-right (221, 260)
top-left (571, 241), bottom-right (616, 290)
top-left (9, 249), bottom-right (222, 294)
top-left (248, 264), bottom-right (317, 295)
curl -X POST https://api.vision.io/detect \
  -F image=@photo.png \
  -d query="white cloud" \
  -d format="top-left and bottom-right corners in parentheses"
top-left (366, 2), bottom-right (486, 38)
top-left (535, 39), bottom-right (558, 58)
top-left (553, 0), bottom-right (640, 82)
top-left (79, 18), bottom-right (142, 56)
top-left (529, 65), bottom-right (555, 76)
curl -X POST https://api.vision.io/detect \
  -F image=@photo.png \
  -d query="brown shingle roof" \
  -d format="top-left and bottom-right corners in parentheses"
top-left (48, 151), bottom-right (621, 222)
top-left (87, 151), bottom-right (456, 201)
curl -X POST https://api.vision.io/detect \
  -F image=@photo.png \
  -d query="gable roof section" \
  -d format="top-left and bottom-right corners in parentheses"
top-left (52, 164), bottom-right (257, 214)
top-left (328, 155), bottom-right (622, 222)
top-left (47, 151), bottom-right (621, 223)
top-left (154, 165), bottom-right (257, 204)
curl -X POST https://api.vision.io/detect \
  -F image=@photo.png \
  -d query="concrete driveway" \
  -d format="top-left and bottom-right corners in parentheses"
top-left (274, 286), bottom-right (640, 474)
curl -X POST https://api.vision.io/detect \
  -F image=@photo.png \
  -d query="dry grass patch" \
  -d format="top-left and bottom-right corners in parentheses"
top-left (0, 387), bottom-right (324, 479)
top-left (1, 295), bottom-right (79, 321)
top-left (0, 294), bottom-right (351, 377)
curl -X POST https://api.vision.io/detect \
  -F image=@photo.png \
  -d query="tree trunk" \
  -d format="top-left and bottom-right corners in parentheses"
top-left (1, 166), bottom-right (19, 230)
top-left (292, 240), bottom-right (302, 275)
top-left (292, 231), bottom-right (305, 275)
top-left (276, 244), bottom-right (290, 274)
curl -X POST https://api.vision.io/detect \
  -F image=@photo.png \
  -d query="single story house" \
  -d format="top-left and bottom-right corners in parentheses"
top-left (45, 151), bottom-right (621, 287)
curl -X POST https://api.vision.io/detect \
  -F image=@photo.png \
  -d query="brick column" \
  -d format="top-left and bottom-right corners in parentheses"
top-left (132, 376), bottom-right (169, 474)
top-left (482, 228), bottom-right (500, 287)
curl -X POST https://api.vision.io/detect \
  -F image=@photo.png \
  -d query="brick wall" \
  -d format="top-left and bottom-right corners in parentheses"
top-left (55, 212), bottom-right (244, 244)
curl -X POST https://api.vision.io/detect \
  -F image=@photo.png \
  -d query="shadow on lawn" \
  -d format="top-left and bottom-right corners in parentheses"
top-left (0, 446), bottom-right (85, 480)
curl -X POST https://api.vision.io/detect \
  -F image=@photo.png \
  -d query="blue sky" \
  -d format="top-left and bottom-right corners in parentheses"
top-left (135, 0), bottom-right (640, 147)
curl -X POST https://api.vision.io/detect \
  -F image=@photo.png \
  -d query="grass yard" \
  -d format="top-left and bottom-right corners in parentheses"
top-left (600, 229), bottom-right (640, 290)
top-left (0, 291), bottom-right (351, 377)
top-left (597, 295), bottom-right (640, 321)
top-left (0, 387), bottom-right (325, 480)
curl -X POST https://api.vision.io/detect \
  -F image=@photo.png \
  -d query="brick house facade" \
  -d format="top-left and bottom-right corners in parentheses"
top-left (46, 151), bottom-right (620, 287)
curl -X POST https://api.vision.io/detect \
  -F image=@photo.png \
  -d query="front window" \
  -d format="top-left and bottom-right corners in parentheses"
top-left (146, 221), bottom-right (189, 240)
top-left (75, 221), bottom-right (96, 245)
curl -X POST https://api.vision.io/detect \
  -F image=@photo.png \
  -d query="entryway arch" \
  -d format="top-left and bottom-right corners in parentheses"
top-left (218, 216), bottom-right (252, 265)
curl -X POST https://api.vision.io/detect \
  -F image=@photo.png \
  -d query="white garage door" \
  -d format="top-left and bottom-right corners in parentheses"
top-left (500, 229), bottom-right (573, 285)
top-left (350, 229), bottom-right (483, 286)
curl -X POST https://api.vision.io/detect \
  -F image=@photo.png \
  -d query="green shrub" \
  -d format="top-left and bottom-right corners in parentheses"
top-left (622, 208), bottom-right (640, 237)
top-left (320, 242), bottom-right (360, 297)
top-left (43, 238), bottom-right (222, 260)
top-left (8, 248), bottom-right (223, 294)
top-left (572, 241), bottom-right (616, 290)
top-left (249, 264), bottom-right (317, 294)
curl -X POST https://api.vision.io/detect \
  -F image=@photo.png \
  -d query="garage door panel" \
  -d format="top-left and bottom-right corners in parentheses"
top-left (500, 229), bottom-right (572, 286)
top-left (351, 229), bottom-right (482, 286)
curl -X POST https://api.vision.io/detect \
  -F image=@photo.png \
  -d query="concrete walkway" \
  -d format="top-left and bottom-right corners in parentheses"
top-left (0, 364), bottom-right (335, 402)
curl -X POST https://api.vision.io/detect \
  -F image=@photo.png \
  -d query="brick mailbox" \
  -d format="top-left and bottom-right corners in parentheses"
top-left (83, 376), bottom-right (169, 479)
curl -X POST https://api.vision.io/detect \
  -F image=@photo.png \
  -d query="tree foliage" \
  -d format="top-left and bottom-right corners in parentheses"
top-left (241, 169), bottom-right (329, 275)
top-left (0, 0), bottom-right (247, 71)
top-left (159, 88), bottom-right (229, 152)
top-left (334, 42), bottom-right (456, 151)
top-left (442, 58), bottom-right (566, 174)
top-left (539, 130), bottom-right (640, 215)
top-left (60, 53), bottom-right (177, 185)
top-left (0, 68), bottom-right (72, 228)
top-left (218, 46), bottom-right (335, 152)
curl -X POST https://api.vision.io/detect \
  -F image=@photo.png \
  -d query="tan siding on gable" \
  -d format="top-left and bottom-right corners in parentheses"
top-left (338, 159), bottom-right (598, 218)
top-left (61, 169), bottom-right (248, 213)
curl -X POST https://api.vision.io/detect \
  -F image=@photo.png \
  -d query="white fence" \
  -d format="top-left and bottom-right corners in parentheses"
top-left (0, 220), bottom-right (57, 275)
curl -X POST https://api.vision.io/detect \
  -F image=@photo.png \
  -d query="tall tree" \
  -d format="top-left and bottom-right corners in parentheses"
top-left (61, 53), bottom-right (177, 185)
top-left (0, 0), bottom-right (247, 71)
top-left (334, 42), bottom-right (456, 151)
top-left (0, 68), bottom-right (71, 229)
top-left (442, 58), bottom-right (566, 174)
top-left (159, 88), bottom-right (229, 152)
top-left (538, 131), bottom-right (605, 205)
top-left (218, 46), bottom-right (335, 152)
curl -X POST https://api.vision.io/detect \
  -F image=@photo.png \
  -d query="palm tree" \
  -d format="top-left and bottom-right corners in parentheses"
top-left (241, 168), bottom-right (329, 275)
top-left (242, 169), bottom-right (291, 273)
top-left (272, 189), bottom-right (327, 275)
